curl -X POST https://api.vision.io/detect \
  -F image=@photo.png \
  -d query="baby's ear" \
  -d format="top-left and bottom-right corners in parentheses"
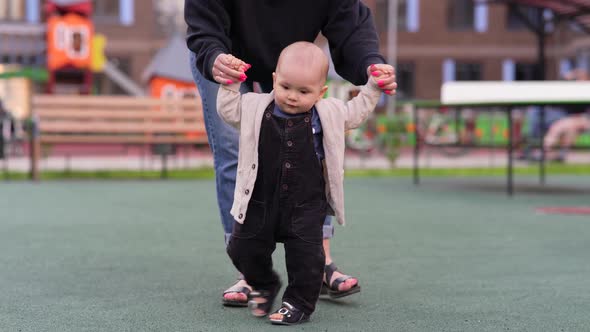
top-left (319, 85), bottom-right (328, 99)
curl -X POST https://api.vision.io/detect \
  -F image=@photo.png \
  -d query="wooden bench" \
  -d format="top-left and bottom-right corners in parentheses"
top-left (28, 95), bottom-right (207, 180)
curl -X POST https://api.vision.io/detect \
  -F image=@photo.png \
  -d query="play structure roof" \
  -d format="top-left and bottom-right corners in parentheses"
top-left (142, 35), bottom-right (194, 83)
top-left (489, 0), bottom-right (590, 32)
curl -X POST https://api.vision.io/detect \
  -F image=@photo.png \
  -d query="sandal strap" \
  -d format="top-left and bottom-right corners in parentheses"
top-left (271, 302), bottom-right (306, 322)
top-left (223, 285), bottom-right (250, 295)
top-left (248, 279), bottom-right (282, 316)
top-left (324, 262), bottom-right (357, 290)
top-left (329, 275), bottom-right (353, 290)
top-left (282, 301), bottom-right (296, 312)
top-left (324, 262), bottom-right (339, 285)
top-left (223, 278), bottom-right (251, 294)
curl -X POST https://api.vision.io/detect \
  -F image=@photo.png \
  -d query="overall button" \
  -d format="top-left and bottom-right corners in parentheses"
top-left (287, 120), bottom-right (293, 127)
top-left (304, 117), bottom-right (310, 123)
top-left (245, 189), bottom-right (250, 195)
top-left (286, 140), bottom-right (293, 147)
top-left (251, 164), bottom-right (256, 169)
top-left (265, 113), bottom-right (271, 119)
top-left (285, 162), bottom-right (291, 169)
top-left (282, 184), bottom-right (289, 190)
top-left (238, 213), bottom-right (244, 219)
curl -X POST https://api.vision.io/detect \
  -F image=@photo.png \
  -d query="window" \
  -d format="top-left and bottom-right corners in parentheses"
top-left (569, 21), bottom-right (584, 33)
top-left (455, 62), bottom-right (482, 81)
top-left (395, 62), bottom-right (415, 100)
top-left (93, 0), bottom-right (119, 21)
top-left (559, 58), bottom-right (574, 78)
top-left (398, 0), bottom-right (408, 32)
top-left (507, 5), bottom-right (542, 30)
top-left (375, 0), bottom-right (414, 35)
top-left (515, 63), bottom-right (539, 81)
top-left (448, 0), bottom-right (474, 30)
top-left (0, 0), bottom-right (25, 21)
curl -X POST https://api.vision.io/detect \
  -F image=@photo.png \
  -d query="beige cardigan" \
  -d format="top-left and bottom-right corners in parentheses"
top-left (217, 80), bottom-right (381, 225)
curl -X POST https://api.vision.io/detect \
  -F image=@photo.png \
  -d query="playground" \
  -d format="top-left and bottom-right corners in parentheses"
top-left (1, 177), bottom-right (589, 331)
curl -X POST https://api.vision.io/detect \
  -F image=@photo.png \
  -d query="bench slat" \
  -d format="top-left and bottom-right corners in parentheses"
top-left (39, 135), bottom-right (207, 144)
top-left (29, 95), bottom-right (209, 181)
top-left (33, 95), bottom-right (201, 108)
top-left (36, 110), bottom-right (203, 121)
top-left (39, 122), bottom-right (205, 133)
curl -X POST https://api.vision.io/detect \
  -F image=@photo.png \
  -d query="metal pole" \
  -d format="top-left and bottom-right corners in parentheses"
top-left (537, 8), bottom-right (546, 80)
top-left (413, 104), bottom-right (420, 185)
top-left (539, 106), bottom-right (546, 184)
top-left (507, 107), bottom-right (514, 196)
top-left (386, 0), bottom-right (399, 117)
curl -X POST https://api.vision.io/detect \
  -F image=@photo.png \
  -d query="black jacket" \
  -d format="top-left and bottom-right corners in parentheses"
top-left (185, 0), bottom-right (385, 86)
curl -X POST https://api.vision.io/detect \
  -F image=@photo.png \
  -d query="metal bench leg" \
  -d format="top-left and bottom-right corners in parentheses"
top-left (413, 104), bottom-right (420, 185)
top-left (160, 153), bottom-right (168, 179)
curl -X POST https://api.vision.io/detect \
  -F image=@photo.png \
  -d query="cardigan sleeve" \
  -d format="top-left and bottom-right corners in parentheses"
top-left (216, 84), bottom-right (242, 129)
top-left (343, 80), bottom-right (383, 130)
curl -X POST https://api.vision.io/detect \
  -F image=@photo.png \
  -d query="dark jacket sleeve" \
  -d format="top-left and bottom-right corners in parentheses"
top-left (322, 0), bottom-right (386, 85)
top-left (184, 0), bottom-right (231, 81)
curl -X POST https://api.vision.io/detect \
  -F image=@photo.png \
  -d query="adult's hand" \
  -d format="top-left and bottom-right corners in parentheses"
top-left (212, 54), bottom-right (250, 85)
top-left (367, 64), bottom-right (397, 95)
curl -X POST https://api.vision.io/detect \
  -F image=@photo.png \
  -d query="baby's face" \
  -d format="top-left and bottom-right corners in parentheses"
top-left (273, 62), bottom-right (327, 114)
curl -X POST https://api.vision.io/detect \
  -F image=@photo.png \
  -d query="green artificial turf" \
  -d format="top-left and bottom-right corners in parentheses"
top-left (1, 177), bottom-right (589, 331)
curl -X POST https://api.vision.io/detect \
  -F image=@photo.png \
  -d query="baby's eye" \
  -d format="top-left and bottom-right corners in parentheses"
top-left (300, 90), bottom-right (309, 94)
top-left (281, 84), bottom-right (289, 90)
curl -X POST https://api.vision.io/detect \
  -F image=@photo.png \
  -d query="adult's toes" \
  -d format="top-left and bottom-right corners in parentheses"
top-left (339, 278), bottom-right (358, 291)
top-left (224, 292), bottom-right (247, 301)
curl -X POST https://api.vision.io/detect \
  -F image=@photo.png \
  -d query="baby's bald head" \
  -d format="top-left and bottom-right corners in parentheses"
top-left (276, 42), bottom-right (329, 85)
top-left (272, 42), bottom-right (330, 114)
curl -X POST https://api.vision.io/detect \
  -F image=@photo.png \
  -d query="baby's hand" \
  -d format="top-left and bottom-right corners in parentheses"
top-left (367, 64), bottom-right (397, 95)
top-left (213, 54), bottom-right (251, 85)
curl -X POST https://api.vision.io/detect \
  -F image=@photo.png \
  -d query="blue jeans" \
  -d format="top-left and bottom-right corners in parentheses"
top-left (526, 106), bottom-right (568, 139)
top-left (189, 53), bottom-right (333, 245)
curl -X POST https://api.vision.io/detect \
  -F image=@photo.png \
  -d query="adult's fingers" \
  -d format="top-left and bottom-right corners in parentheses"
top-left (212, 54), bottom-right (249, 84)
top-left (375, 74), bottom-right (397, 95)
top-left (367, 63), bottom-right (395, 78)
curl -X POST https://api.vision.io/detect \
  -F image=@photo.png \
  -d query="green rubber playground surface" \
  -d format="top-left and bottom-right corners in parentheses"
top-left (1, 177), bottom-right (589, 331)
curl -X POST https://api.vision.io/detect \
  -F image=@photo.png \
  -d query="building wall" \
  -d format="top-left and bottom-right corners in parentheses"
top-left (2, 0), bottom-right (590, 99)
top-left (93, 0), bottom-right (167, 94)
top-left (367, 0), bottom-right (581, 100)
top-left (0, 0), bottom-right (169, 95)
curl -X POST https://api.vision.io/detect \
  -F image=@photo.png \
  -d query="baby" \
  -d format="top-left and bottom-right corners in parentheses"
top-left (217, 41), bottom-right (394, 325)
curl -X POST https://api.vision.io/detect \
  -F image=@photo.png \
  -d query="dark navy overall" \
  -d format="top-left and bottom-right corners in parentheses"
top-left (227, 102), bottom-right (327, 315)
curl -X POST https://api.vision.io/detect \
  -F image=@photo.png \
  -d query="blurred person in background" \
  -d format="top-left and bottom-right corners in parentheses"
top-left (542, 68), bottom-right (590, 162)
top-left (0, 99), bottom-right (6, 158)
top-left (184, 0), bottom-right (397, 307)
top-left (518, 68), bottom-right (589, 162)
top-left (0, 99), bottom-right (24, 157)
